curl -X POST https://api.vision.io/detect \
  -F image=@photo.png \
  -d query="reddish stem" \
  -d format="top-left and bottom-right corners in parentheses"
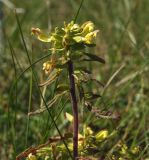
top-left (68, 60), bottom-right (78, 159)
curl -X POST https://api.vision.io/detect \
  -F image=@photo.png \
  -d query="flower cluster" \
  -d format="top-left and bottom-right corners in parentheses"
top-left (32, 21), bottom-right (99, 75)
top-left (32, 21), bottom-right (99, 51)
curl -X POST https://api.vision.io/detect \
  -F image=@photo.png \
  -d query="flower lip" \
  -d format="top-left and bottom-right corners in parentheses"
top-left (31, 28), bottom-right (41, 36)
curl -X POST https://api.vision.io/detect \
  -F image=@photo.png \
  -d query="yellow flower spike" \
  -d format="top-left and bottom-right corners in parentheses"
top-left (95, 130), bottom-right (108, 141)
top-left (31, 28), bottom-right (51, 42)
top-left (32, 21), bottom-right (99, 49)
top-left (28, 153), bottom-right (37, 160)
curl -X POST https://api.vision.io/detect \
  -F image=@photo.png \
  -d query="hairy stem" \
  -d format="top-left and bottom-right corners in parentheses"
top-left (68, 60), bottom-right (78, 159)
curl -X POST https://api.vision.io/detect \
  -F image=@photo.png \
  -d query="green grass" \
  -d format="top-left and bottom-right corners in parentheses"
top-left (0, 0), bottom-right (149, 159)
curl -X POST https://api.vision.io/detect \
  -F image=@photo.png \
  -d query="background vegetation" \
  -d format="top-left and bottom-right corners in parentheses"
top-left (0, 0), bottom-right (149, 159)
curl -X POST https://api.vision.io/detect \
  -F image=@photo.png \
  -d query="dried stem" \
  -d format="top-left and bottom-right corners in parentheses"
top-left (68, 60), bottom-right (78, 159)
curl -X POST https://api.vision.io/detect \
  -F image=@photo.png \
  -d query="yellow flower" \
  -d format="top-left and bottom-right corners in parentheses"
top-left (43, 61), bottom-right (51, 74)
top-left (65, 112), bottom-right (73, 122)
top-left (32, 21), bottom-right (99, 49)
top-left (86, 127), bottom-right (93, 135)
top-left (95, 130), bottom-right (108, 141)
top-left (42, 54), bottom-right (56, 74)
top-left (31, 28), bottom-right (51, 42)
top-left (28, 153), bottom-right (37, 160)
top-left (120, 143), bottom-right (128, 155)
top-left (81, 21), bottom-right (94, 34)
top-left (84, 30), bottom-right (99, 44)
top-left (131, 146), bottom-right (139, 154)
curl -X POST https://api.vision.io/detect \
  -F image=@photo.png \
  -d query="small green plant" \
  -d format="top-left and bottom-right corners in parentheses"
top-left (15, 18), bottom-right (142, 160)
top-left (29, 21), bottom-right (104, 160)
top-left (15, 19), bottom-right (141, 160)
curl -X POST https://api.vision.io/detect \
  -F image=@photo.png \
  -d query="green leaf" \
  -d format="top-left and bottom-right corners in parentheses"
top-left (70, 51), bottom-right (83, 61)
top-left (77, 84), bottom-right (84, 101)
top-left (83, 52), bottom-right (105, 64)
top-left (84, 43), bottom-right (96, 47)
top-left (70, 43), bottom-right (85, 51)
top-left (55, 63), bottom-right (67, 69)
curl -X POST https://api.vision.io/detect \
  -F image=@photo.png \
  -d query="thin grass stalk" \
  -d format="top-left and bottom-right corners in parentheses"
top-left (42, 97), bottom-right (69, 143)
top-left (8, 38), bottom-right (18, 158)
top-left (73, 0), bottom-right (84, 23)
top-left (25, 49), bottom-right (33, 148)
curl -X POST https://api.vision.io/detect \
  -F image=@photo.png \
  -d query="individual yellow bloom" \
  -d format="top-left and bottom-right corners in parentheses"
top-left (28, 153), bottom-right (37, 160)
top-left (84, 30), bottom-right (99, 44)
top-left (65, 112), bottom-right (73, 122)
top-left (43, 61), bottom-right (51, 74)
top-left (95, 130), bottom-right (108, 141)
top-left (31, 28), bottom-right (51, 42)
top-left (120, 143), bottom-right (128, 155)
top-left (85, 127), bottom-right (93, 136)
top-left (81, 21), bottom-right (94, 34)
top-left (64, 21), bottom-right (80, 32)
top-left (78, 133), bottom-right (84, 139)
top-left (131, 146), bottom-right (139, 154)
top-left (63, 21), bottom-right (74, 33)
top-left (71, 23), bottom-right (80, 30)
top-left (43, 54), bottom-right (56, 74)
top-left (31, 27), bottom-right (41, 35)
top-left (43, 61), bottom-right (54, 75)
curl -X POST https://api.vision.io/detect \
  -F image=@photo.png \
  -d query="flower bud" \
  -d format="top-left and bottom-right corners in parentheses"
top-left (28, 153), bottom-right (37, 160)
top-left (95, 130), bottom-right (108, 141)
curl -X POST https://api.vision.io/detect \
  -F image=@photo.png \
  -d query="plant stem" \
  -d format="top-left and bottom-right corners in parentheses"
top-left (68, 60), bottom-right (78, 159)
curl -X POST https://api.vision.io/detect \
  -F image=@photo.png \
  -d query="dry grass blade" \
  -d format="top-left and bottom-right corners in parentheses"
top-left (28, 91), bottom-right (68, 116)
top-left (102, 63), bottom-right (126, 94)
top-left (116, 66), bottom-right (149, 87)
